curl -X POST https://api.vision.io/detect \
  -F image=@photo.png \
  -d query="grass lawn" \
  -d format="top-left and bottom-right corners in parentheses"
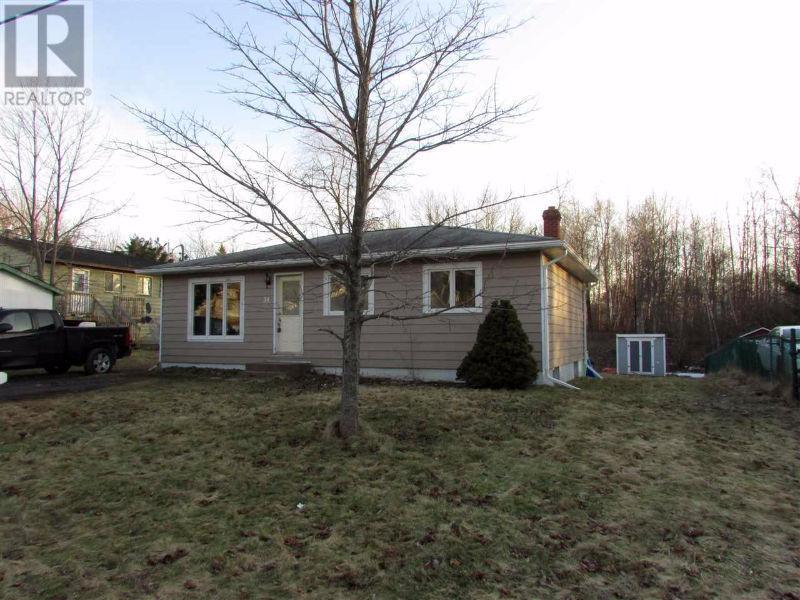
top-left (1, 371), bottom-right (799, 599)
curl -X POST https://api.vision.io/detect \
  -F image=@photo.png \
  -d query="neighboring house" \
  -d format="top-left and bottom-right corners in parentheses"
top-left (0, 263), bottom-right (60, 309)
top-left (0, 235), bottom-right (162, 345)
top-left (140, 209), bottom-right (598, 384)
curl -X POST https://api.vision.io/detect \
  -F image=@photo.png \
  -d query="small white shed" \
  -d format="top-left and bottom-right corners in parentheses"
top-left (0, 263), bottom-right (60, 309)
top-left (616, 334), bottom-right (667, 376)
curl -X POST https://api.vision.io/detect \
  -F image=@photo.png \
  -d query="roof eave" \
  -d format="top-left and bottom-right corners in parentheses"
top-left (541, 244), bottom-right (598, 283)
top-left (137, 239), bottom-right (598, 282)
top-left (55, 262), bottom-right (142, 272)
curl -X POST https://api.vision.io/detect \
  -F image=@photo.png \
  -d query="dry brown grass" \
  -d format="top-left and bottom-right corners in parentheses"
top-left (1, 371), bottom-right (799, 599)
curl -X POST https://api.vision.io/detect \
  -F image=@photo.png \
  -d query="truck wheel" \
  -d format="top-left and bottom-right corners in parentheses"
top-left (85, 348), bottom-right (115, 375)
top-left (44, 362), bottom-right (70, 375)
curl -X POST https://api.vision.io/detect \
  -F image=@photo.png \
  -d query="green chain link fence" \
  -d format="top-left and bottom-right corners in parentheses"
top-left (705, 331), bottom-right (800, 400)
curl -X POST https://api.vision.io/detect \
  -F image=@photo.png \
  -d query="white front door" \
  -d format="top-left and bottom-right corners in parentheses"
top-left (275, 274), bottom-right (303, 354)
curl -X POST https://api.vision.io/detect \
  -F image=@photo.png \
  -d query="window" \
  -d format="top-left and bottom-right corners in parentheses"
top-left (188, 277), bottom-right (244, 340)
top-left (0, 311), bottom-right (33, 332)
top-left (104, 272), bottom-right (123, 293)
top-left (137, 276), bottom-right (152, 296)
top-left (72, 269), bottom-right (89, 293)
top-left (34, 310), bottom-right (56, 331)
top-left (323, 269), bottom-right (374, 316)
top-left (422, 262), bottom-right (482, 313)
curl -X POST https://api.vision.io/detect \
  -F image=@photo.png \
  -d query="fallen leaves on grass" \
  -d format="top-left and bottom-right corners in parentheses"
top-left (209, 557), bottom-right (225, 574)
top-left (283, 536), bottom-right (305, 550)
top-left (146, 548), bottom-right (188, 566)
top-left (2, 372), bottom-right (799, 599)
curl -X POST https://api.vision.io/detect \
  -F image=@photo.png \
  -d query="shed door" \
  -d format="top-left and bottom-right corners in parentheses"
top-left (629, 340), bottom-right (641, 372)
top-left (628, 339), bottom-right (654, 374)
top-left (641, 340), bottom-right (653, 373)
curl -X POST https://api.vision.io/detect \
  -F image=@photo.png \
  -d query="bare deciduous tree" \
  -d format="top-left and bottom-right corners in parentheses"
top-left (183, 229), bottom-right (217, 260)
top-left (183, 228), bottom-right (240, 260)
top-left (415, 187), bottom-right (538, 234)
top-left (0, 102), bottom-right (108, 284)
top-left (116, 0), bottom-right (531, 438)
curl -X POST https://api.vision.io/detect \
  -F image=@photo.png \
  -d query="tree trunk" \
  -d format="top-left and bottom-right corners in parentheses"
top-left (339, 304), bottom-right (362, 438)
top-left (335, 0), bottom-right (370, 440)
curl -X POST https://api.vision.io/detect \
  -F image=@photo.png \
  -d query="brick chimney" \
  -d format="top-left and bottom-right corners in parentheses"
top-left (542, 206), bottom-right (561, 239)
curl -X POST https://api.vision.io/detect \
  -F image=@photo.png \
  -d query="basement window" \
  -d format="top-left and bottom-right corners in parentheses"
top-left (422, 262), bottom-right (483, 313)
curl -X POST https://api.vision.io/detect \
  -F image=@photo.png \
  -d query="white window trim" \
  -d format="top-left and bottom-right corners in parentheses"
top-left (186, 276), bottom-right (245, 342)
top-left (422, 261), bottom-right (483, 314)
top-left (72, 268), bottom-right (90, 293)
top-left (323, 268), bottom-right (375, 316)
top-left (627, 338), bottom-right (656, 375)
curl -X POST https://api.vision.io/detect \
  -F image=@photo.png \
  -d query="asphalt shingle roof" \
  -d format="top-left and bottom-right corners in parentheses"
top-left (0, 235), bottom-right (161, 271)
top-left (145, 226), bottom-right (554, 272)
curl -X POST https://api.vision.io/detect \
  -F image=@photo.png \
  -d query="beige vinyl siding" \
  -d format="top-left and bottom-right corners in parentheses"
top-left (46, 265), bottom-right (161, 314)
top-left (161, 272), bottom-right (272, 363)
top-left (548, 262), bottom-right (586, 368)
top-left (0, 243), bottom-right (37, 272)
top-left (160, 252), bottom-right (543, 372)
top-left (50, 264), bottom-right (162, 344)
top-left (44, 264), bottom-right (159, 297)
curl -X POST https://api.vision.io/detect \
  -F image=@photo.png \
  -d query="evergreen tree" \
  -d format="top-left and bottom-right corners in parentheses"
top-left (457, 299), bottom-right (538, 389)
top-left (118, 236), bottom-right (171, 263)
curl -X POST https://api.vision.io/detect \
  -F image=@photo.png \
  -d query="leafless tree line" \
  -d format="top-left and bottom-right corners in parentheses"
top-left (407, 188), bottom-right (539, 235)
top-left (559, 174), bottom-right (799, 366)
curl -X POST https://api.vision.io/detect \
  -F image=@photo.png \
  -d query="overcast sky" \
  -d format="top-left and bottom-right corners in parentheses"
top-left (24, 0), bottom-right (800, 248)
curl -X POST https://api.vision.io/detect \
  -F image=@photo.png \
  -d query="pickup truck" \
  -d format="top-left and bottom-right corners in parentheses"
top-left (0, 309), bottom-right (132, 375)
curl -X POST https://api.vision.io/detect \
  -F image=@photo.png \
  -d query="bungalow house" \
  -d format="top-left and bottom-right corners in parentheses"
top-left (0, 234), bottom-right (162, 345)
top-left (140, 208), bottom-right (597, 384)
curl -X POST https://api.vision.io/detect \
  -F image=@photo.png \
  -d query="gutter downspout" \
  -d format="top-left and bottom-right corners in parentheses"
top-left (540, 247), bottom-right (581, 390)
top-left (157, 278), bottom-right (163, 368)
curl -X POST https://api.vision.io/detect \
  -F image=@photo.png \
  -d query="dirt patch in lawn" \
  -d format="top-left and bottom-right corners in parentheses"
top-left (1, 371), bottom-right (799, 599)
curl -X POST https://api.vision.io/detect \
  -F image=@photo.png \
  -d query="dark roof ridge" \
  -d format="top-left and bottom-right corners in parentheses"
top-left (0, 233), bottom-right (160, 270)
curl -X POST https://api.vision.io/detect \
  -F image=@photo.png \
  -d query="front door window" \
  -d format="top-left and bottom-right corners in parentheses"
top-left (280, 280), bottom-right (301, 316)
